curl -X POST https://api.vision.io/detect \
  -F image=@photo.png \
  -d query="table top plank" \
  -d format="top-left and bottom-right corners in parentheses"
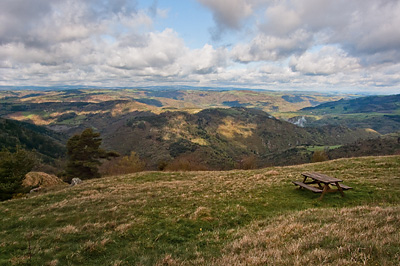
top-left (302, 172), bottom-right (342, 183)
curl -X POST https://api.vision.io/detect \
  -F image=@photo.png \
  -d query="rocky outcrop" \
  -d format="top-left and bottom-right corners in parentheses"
top-left (23, 172), bottom-right (67, 188)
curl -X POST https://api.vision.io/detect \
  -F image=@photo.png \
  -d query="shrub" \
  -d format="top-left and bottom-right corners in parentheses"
top-left (99, 151), bottom-right (145, 176)
top-left (236, 155), bottom-right (258, 170)
top-left (311, 150), bottom-right (329, 163)
top-left (165, 154), bottom-right (208, 171)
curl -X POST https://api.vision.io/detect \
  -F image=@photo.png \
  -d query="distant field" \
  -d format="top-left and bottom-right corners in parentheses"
top-left (0, 89), bottom-right (349, 124)
top-left (1, 155), bottom-right (399, 265)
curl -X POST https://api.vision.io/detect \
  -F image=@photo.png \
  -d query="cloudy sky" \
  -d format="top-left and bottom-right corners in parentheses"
top-left (1, 0), bottom-right (399, 93)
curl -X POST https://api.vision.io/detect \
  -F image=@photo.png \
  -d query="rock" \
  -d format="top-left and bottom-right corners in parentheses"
top-left (29, 187), bottom-right (42, 193)
top-left (70, 178), bottom-right (83, 186)
top-left (23, 172), bottom-right (67, 188)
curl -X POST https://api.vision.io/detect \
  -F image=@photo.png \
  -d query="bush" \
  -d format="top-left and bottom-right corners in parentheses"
top-left (311, 150), bottom-right (329, 163)
top-left (99, 151), bottom-right (145, 176)
top-left (236, 155), bottom-right (258, 170)
top-left (165, 154), bottom-right (208, 171)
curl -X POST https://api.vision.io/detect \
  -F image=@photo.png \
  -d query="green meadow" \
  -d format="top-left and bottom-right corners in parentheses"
top-left (1, 155), bottom-right (400, 265)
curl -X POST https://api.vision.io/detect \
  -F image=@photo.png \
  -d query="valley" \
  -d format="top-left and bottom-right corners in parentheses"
top-left (1, 88), bottom-right (399, 171)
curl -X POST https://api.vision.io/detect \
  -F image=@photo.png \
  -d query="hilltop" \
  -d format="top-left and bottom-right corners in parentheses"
top-left (1, 155), bottom-right (399, 265)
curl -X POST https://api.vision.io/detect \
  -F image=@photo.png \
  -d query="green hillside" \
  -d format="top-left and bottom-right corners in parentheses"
top-left (328, 134), bottom-right (400, 160)
top-left (0, 118), bottom-right (66, 163)
top-left (1, 155), bottom-right (399, 265)
top-left (301, 94), bottom-right (400, 114)
top-left (293, 94), bottom-right (400, 134)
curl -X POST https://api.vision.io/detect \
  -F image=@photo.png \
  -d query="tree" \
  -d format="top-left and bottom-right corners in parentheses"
top-left (0, 147), bottom-right (36, 201)
top-left (64, 128), bottom-right (118, 181)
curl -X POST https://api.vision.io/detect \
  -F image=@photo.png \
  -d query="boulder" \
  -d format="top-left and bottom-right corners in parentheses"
top-left (23, 172), bottom-right (67, 188)
top-left (70, 178), bottom-right (83, 186)
top-left (29, 187), bottom-right (43, 193)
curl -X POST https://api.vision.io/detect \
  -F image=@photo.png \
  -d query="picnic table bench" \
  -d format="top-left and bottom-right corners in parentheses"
top-left (292, 172), bottom-right (352, 200)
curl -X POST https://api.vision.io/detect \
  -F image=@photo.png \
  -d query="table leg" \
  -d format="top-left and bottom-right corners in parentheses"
top-left (335, 182), bottom-right (345, 197)
top-left (319, 184), bottom-right (329, 200)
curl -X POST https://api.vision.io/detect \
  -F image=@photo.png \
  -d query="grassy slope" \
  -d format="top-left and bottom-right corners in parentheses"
top-left (1, 155), bottom-right (400, 265)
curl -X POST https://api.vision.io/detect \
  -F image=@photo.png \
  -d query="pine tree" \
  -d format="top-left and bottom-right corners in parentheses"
top-left (65, 128), bottom-right (118, 181)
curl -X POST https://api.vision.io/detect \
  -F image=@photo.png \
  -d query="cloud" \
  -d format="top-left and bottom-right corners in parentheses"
top-left (198, 0), bottom-right (253, 29)
top-left (106, 29), bottom-right (185, 71)
top-left (231, 29), bottom-right (312, 62)
top-left (178, 44), bottom-right (229, 75)
top-left (201, 0), bottom-right (400, 64)
top-left (289, 46), bottom-right (361, 75)
top-left (259, 0), bottom-right (400, 63)
top-left (0, 0), bottom-right (399, 93)
top-left (197, 0), bottom-right (254, 40)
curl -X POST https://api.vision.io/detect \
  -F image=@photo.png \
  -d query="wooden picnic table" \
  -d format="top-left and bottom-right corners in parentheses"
top-left (292, 172), bottom-right (352, 200)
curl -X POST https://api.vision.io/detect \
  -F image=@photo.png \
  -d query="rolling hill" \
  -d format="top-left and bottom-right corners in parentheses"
top-left (2, 89), bottom-right (399, 170)
top-left (96, 108), bottom-right (379, 169)
top-left (1, 155), bottom-right (399, 265)
top-left (0, 88), bottom-right (349, 119)
top-left (291, 94), bottom-right (400, 134)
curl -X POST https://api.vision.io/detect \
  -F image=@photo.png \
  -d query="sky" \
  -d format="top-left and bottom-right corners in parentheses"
top-left (0, 0), bottom-right (400, 94)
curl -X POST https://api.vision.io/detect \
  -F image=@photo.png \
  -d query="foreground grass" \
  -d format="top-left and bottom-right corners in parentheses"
top-left (1, 155), bottom-right (399, 265)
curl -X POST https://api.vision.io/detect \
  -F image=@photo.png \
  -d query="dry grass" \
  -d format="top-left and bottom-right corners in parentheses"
top-left (57, 225), bottom-right (78, 234)
top-left (1, 156), bottom-right (399, 265)
top-left (214, 206), bottom-right (400, 266)
top-left (217, 117), bottom-right (256, 139)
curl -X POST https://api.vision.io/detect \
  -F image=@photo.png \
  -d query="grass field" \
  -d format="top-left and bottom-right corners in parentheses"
top-left (1, 156), bottom-right (400, 265)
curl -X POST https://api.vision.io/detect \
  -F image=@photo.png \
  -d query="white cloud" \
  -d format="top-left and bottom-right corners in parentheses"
top-left (197, 0), bottom-right (253, 29)
top-left (289, 46), bottom-right (361, 75)
top-left (259, 0), bottom-right (400, 63)
top-left (0, 0), bottom-right (399, 93)
top-left (232, 29), bottom-right (312, 62)
top-left (197, 0), bottom-right (254, 40)
top-left (263, 4), bottom-right (301, 35)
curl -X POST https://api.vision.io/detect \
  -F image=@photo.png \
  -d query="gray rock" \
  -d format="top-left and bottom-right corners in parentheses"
top-left (29, 187), bottom-right (42, 193)
top-left (70, 178), bottom-right (83, 186)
